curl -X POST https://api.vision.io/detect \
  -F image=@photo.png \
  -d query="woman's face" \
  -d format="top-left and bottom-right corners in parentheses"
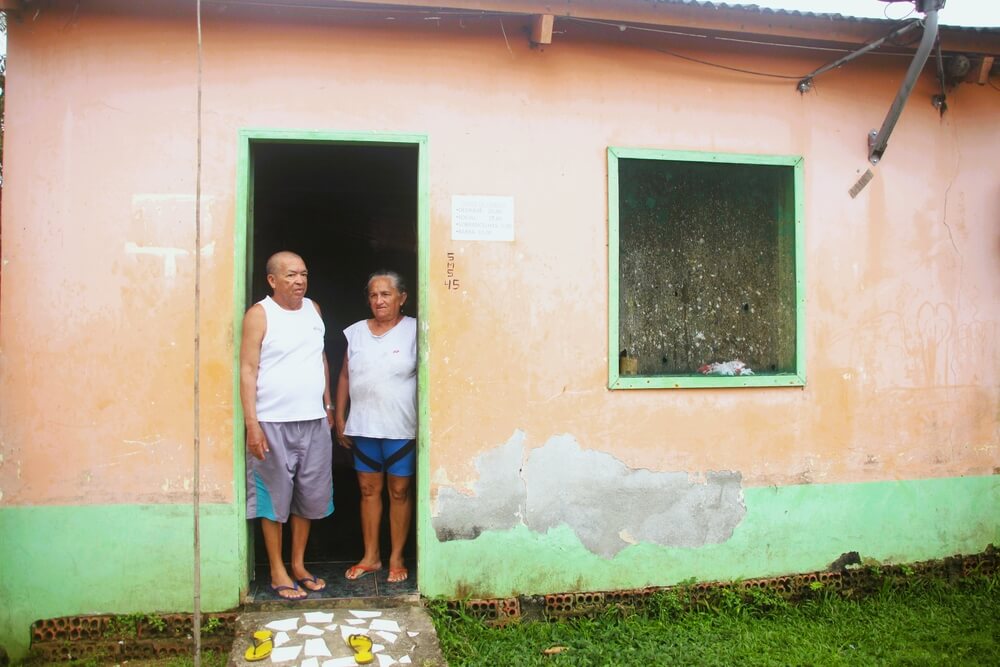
top-left (368, 276), bottom-right (407, 322)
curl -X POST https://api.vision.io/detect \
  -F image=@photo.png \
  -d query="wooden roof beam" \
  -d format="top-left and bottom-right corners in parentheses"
top-left (531, 13), bottom-right (554, 45)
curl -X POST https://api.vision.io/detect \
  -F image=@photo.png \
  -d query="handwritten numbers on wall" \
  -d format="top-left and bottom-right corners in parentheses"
top-left (445, 252), bottom-right (460, 291)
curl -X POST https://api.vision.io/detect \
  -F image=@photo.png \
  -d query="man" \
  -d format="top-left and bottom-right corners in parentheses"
top-left (240, 251), bottom-right (334, 599)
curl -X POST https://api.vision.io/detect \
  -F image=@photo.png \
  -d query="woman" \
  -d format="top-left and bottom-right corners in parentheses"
top-left (335, 270), bottom-right (417, 583)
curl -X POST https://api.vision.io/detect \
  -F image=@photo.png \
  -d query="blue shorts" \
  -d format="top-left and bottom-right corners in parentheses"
top-left (352, 437), bottom-right (415, 477)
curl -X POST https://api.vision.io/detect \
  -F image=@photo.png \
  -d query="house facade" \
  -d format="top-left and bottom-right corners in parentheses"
top-left (1, 0), bottom-right (998, 659)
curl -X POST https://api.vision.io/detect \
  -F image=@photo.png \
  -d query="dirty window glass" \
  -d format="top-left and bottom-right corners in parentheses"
top-left (610, 150), bottom-right (803, 388)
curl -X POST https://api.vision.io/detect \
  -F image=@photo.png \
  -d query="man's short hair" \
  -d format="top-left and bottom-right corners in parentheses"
top-left (266, 251), bottom-right (303, 278)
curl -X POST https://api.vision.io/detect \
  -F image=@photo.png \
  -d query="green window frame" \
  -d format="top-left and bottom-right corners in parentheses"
top-left (608, 147), bottom-right (805, 389)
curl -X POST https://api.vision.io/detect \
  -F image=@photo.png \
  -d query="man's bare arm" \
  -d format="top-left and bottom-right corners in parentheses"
top-left (240, 304), bottom-right (269, 460)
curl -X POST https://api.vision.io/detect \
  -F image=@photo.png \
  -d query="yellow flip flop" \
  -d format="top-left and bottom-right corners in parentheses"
top-left (346, 633), bottom-right (375, 665)
top-left (244, 629), bottom-right (273, 662)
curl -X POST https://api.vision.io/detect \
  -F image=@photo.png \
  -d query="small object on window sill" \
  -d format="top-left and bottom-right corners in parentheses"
top-left (619, 350), bottom-right (638, 376)
top-left (698, 360), bottom-right (754, 376)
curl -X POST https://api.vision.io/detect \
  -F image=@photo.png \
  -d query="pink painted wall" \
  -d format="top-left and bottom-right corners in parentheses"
top-left (0, 2), bottom-right (996, 507)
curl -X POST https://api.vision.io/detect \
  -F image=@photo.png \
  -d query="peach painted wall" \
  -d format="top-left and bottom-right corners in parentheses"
top-left (1, 1), bottom-right (997, 510)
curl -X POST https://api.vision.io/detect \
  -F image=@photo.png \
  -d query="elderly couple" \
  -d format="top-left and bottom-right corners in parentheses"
top-left (240, 251), bottom-right (416, 600)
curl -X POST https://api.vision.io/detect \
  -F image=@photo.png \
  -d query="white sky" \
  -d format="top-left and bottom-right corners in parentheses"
top-left (747, 0), bottom-right (1000, 27)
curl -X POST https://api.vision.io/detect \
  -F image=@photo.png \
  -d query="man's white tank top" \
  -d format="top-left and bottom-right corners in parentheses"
top-left (256, 296), bottom-right (326, 422)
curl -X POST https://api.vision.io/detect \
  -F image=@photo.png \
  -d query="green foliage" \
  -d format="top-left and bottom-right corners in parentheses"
top-left (104, 613), bottom-right (145, 639)
top-left (429, 573), bottom-right (1000, 666)
top-left (145, 613), bottom-right (167, 633)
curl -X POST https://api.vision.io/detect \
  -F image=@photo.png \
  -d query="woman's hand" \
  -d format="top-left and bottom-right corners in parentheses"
top-left (335, 417), bottom-right (353, 449)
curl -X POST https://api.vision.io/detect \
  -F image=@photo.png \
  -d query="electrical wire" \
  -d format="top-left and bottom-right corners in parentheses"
top-left (202, 0), bottom-right (507, 17)
top-left (566, 15), bottom-right (951, 82)
top-left (650, 45), bottom-right (805, 79)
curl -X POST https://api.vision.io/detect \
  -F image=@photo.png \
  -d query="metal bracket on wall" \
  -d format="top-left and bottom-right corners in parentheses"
top-left (867, 7), bottom-right (941, 164)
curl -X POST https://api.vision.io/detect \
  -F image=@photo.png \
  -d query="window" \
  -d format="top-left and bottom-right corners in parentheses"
top-left (608, 148), bottom-right (804, 389)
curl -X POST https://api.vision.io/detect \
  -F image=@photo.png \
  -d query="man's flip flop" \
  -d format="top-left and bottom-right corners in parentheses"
top-left (345, 563), bottom-right (382, 580)
top-left (271, 583), bottom-right (306, 600)
top-left (387, 567), bottom-right (409, 583)
top-left (346, 633), bottom-right (375, 665)
top-left (244, 629), bottom-right (273, 662)
top-left (297, 574), bottom-right (327, 592)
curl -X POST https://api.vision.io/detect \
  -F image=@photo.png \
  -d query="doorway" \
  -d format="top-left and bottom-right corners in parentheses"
top-left (236, 131), bottom-right (427, 599)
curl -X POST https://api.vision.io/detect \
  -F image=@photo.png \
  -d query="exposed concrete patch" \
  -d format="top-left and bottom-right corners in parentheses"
top-left (433, 430), bottom-right (526, 541)
top-left (432, 432), bottom-right (746, 558)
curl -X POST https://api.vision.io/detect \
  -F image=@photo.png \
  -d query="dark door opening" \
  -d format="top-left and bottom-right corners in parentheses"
top-left (248, 140), bottom-right (419, 592)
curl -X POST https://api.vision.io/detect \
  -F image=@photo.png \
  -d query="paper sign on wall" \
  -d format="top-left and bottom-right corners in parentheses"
top-left (451, 195), bottom-right (515, 241)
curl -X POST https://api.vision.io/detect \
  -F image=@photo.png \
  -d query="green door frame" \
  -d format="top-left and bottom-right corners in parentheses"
top-left (232, 128), bottom-right (430, 593)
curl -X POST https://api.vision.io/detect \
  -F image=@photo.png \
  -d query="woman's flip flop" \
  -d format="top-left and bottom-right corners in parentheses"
top-left (345, 563), bottom-right (382, 580)
top-left (346, 633), bottom-right (375, 665)
top-left (244, 629), bottom-right (273, 662)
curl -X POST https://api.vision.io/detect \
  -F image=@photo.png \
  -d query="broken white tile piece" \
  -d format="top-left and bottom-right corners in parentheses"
top-left (304, 637), bottom-right (332, 657)
top-left (370, 619), bottom-right (401, 633)
top-left (341, 625), bottom-right (370, 641)
top-left (297, 624), bottom-right (324, 636)
top-left (376, 631), bottom-right (398, 643)
top-left (399, 656), bottom-right (412, 664)
top-left (266, 617), bottom-right (300, 632)
top-left (350, 610), bottom-right (382, 618)
top-left (301, 659), bottom-right (320, 667)
top-left (269, 644), bottom-right (302, 663)
top-left (345, 619), bottom-right (366, 626)
top-left (305, 611), bottom-right (335, 624)
top-left (372, 644), bottom-right (385, 653)
top-left (377, 654), bottom-right (397, 667)
top-left (322, 658), bottom-right (360, 667)
top-left (324, 624), bottom-right (339, 632)
top-left (273, 631), bottom-right (291, 647)
top-left (407, 632), bottom-right (418, 638)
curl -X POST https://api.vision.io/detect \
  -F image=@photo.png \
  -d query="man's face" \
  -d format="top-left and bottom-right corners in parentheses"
top-left (267, 255), bottom-right (308, 308)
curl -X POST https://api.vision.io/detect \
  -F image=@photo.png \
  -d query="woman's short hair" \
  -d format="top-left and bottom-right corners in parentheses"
top-left (366, 270), bottom-right (407, 295)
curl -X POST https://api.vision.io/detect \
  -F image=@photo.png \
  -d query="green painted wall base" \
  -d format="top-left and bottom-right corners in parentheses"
top-left (418, 474), bottom-right (1000, 599)
top-left (0, 503), bottom-right (243, 661)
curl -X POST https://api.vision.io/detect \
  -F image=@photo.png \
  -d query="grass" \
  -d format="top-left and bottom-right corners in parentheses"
top-left (429, 574), bottom-right (1000, 666)
top-left (21, 650), bottom-right (229, 667)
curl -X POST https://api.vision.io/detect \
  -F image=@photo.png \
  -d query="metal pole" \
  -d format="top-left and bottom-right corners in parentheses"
top-left (193, 0), bottom-right (203, 665)
top-left (796, 20), bottom-right (921, 93)
top-left (868, 8), bottom-right (939, 164)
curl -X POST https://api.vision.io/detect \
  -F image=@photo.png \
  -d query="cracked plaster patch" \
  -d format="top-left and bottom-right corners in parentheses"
top-left (433, 431), bottom-right (745, 557)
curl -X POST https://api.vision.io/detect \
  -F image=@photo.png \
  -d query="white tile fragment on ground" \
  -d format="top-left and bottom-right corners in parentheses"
top-left (269, 644), bottom-right (302, 663)
top-left (298, 624), bottom-right (325, 636)
top-left (305, 611), bottom-right (335, 624)
top-left (406, 631), bottom-right (418, 638)
top-left (372, 643), bottom-right (385, 653)
top-left (377, 653), bottom-right (397, 667)
top-left (273, 631), bottom-right (291, 647)
top-left (322, 658), bottom-right (360, 667)
top-left (370, 619), bottom-right (401, 633)
top-left (350, 610), bottom-right (382, 618)
top-left (399, 656), bottom-right (412, 664)
top-left (341, 625), bottom-right (371, 641)
top-left (304, 637), bottom-right (333, 657)
top-left (345, 619), bottom-right (366, 625)
top-left (301, 659), bottom-right (319, 667)
top-left (324, 623), bottom-right (339, 632)
top-left (266, 617), bottom-right (300, 632)
top-left (376, 630), bottom-right (398, 643)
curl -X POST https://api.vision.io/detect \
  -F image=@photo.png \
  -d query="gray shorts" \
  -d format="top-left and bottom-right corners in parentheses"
top-left (246, 419), bottom-right (334, 523)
